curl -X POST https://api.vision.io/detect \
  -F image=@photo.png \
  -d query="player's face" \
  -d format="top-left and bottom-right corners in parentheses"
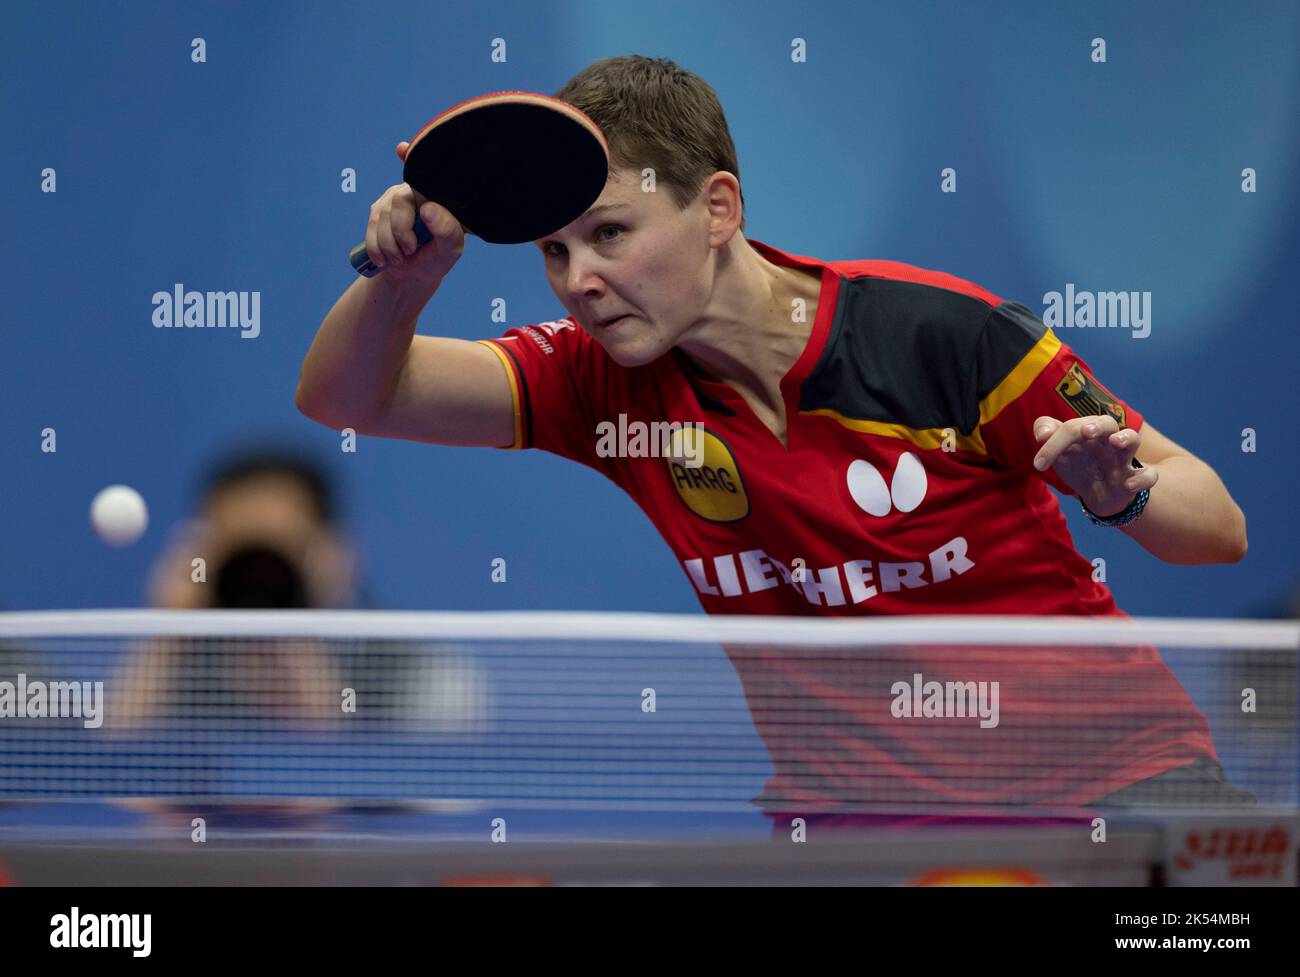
top-left (536, 166), bottom-right (716, 367)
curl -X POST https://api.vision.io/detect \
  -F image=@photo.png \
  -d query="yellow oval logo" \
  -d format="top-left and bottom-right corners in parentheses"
top-left (665, 428), bottom-right (749, 523)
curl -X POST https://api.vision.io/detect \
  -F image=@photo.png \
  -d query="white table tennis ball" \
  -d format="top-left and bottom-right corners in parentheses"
top-left (90, 484), bottom-right (149, 546)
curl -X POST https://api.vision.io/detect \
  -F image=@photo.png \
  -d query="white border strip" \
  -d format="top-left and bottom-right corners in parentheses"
top-left (0, 610), bottom-right (1295, 649)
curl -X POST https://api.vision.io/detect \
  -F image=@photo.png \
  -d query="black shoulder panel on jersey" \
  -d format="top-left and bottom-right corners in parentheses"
top-left (975, 301), bottom-right (1049, 401)
top-left (800, 275), bottom-right (1008, 435)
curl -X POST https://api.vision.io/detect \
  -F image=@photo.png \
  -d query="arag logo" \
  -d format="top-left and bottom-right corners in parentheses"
top-left (665, 428), bottom-right (749, 523)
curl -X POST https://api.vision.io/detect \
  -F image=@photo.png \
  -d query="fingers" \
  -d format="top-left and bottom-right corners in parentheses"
top-left (365, 184), bottom-right (417, 270)
top-left (1106, 426), bottom-right (1142, 466)
top-left (1033, 415), bottom-right (1119, 471)
top-left (374, 203), bottom-right (404, 266)
top-left (1033, 416), bottom-right (1074, 470)
top-left (364, 200), bottom-right (386, 270)
top-left (395, 141), bottom-right (410, 162)
top-left (1030, 415), bottom-right (1160, 512)
top-left (1122, 459), bottom-right (1159, 494)
top-left (420, 200), bottom-right (464, 253)
top-left (1096, 427), bottom-right (1147, 496)
top-left (390, 195), bottom-right (422, 258)
top-left (1032, 416), bottom-right (1060, 445)
top-left (1078, 415), bottom-right (1120, 442)
top-left (364, 183), bottom-right (465, 278)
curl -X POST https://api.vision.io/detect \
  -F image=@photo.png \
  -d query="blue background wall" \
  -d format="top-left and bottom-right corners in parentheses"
top-left (2, 0), bottom-right (1297, 617)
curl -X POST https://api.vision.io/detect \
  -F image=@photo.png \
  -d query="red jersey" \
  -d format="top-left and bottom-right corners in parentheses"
top-left (480, 239), bottom-right (1217, 809)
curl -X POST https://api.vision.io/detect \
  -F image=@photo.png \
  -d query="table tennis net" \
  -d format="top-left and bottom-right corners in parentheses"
top-left (0, 612), bottom-right (1295, 814)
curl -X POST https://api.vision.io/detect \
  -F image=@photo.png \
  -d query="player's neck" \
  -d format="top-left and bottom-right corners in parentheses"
top-left (675, 234), bottom-right (820, 408)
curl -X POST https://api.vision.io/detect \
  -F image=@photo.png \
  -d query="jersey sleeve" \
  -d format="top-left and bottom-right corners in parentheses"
top-left (974, 301), bottom-right (1145, 496)
top-left (476, 316), bottom-right (615, 474)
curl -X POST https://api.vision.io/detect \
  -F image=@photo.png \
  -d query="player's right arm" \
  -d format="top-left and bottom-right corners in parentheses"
top-left (295, 144), bottom-right (515, 448)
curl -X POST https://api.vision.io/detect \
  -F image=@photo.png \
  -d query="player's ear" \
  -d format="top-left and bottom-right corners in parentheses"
top-left (703, 171), bottom-right (743, 247)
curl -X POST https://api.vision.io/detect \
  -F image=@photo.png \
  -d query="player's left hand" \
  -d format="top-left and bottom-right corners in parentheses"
top-left (1031, 415), bottom-right (1159, 517)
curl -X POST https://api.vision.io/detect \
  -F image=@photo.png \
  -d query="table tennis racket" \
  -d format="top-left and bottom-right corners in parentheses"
top-left (350, 91), bottom-right (609, 277)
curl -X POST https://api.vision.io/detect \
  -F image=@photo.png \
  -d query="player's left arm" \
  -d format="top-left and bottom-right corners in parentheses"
top-left (1031, 415), bottom-right (1247, 565)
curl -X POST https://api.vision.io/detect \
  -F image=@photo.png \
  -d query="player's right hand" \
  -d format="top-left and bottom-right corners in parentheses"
top-left (361, 141), bottom-right (466, 283)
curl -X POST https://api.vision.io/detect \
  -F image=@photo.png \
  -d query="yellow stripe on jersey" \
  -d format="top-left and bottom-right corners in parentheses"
top-left (978, 328), bottom-right (1062, 427)
top-left (800, 409), bottom-right (988, 454)
top-left (802, 330), bottom-right (1063, 455)
top-left (477, 340), bottom-right (525, 450)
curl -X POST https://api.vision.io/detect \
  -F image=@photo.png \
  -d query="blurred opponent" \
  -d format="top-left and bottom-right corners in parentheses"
top-left (112, 450), bottom-right (485, 739)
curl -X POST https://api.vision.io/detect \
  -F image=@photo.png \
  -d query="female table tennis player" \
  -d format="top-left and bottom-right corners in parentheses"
top-left (298, 56), bottom-right (1251, 821)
